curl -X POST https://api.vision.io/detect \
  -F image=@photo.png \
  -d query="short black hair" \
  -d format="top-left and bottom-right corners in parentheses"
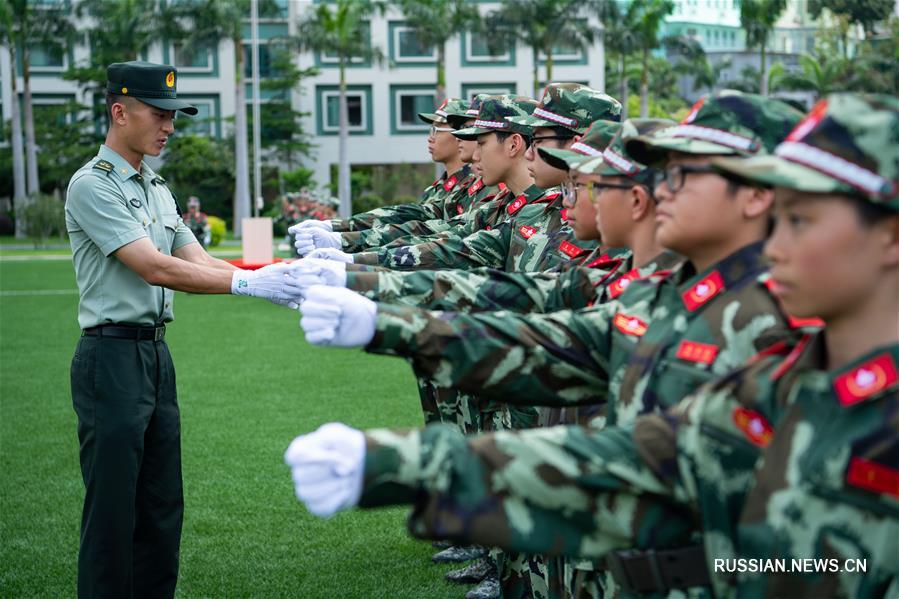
top-left (539, 125), bottom-right (576, 138)
top-left (494, 130), bottom-right (532, 148)
top-left (105, 92), bottom-right (131, 122)
top-left (845, 194), bottom-right (896, 226)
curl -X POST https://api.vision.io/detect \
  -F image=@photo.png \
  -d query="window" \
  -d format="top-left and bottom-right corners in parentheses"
top-left (316, 85), bottom-right (372, 136)
top-left (242, 44), bottom-right (275, 79)
top-left (19, 42), bottom-right (66, 74)
top-left (461, 32), bottom-right (515, 66)
top-left (389, 22), bottom-right (436, 64)
top-left (176, 95), bottom-right (220, 137)
top-left (23, 94), bottom-right (74, 126)
top-left (538, 23), bottom-right (588, 64)
top-left (173, 43), bottom-right (214, 73)
top-left (317, 22), bottom-right (371, 67)
top-left (390, 85), bottom-right (436, 134)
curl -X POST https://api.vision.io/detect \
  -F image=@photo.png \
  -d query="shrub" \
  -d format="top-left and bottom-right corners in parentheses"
top-left (22, 195), bottom-right (66, 248)
top-left (207, 215), bottom-right (226, 247)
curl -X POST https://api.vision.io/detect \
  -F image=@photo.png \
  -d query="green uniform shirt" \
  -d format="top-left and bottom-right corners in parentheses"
top-left (65, 145), bottom-right (196, 329)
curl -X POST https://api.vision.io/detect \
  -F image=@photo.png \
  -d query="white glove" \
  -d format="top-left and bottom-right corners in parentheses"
top-left (284, 422), bottom-right (366, 518)
top-left (230, 262), bottom-right (304, 308)
top-left (306, 248), bottom-right (354, 263)
top-left (293, 228), bottom-right (343, 257)
top-left (299, 285), bottom-right (377, 347)
top-left (283, 259), bottom-right (348, 299)
top-left (288, 220), bottom-right (333, 233)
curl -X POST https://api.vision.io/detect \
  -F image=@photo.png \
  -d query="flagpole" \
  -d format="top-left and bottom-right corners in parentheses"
top-left (250, 0), bottom-right (263, 217)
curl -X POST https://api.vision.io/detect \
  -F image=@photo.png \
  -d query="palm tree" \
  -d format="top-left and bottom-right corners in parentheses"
top-left (768, 53), bottom-right (848, 100)
top-left (0, 2), bottom-right (27, 237)
top-left (739, 0), bottom-right (786, 96)
top-left (595, 0), bottom-right (639, 120)
top-left (296, 1), bottom-right (386, 219)
top-left (629, 0), bottom-right (674, 117)
top-left (67, 0), bottom-right (170, 130)
top-left (394, 0), bottom-right (478, 108)
top-left (487, 0), bottom-right (595, 98)
top-left (170, 0), bottom-right (280, 236)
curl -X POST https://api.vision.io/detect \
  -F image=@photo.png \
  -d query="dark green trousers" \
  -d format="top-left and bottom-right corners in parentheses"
top-left (71, 335), bottom-right (182, 599)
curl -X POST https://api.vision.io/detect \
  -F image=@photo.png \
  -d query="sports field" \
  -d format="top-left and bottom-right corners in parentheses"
top-left (0, 256), bottom-right (463, 598)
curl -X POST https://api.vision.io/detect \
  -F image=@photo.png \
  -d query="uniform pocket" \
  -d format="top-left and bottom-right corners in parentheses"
top-left (162, 213), bottom-right (179, 248)
top-left (71, 340), bottom-right (97, 428)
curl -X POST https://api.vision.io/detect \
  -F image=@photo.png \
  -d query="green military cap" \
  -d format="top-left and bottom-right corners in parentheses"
top-left (418, 98), bottom-right (470, 125)
top-left (712, 93), bottom-right (899, 210)
top-left (452, 95), bottom-right (538, 140)
top-left (508, 83), bottom-right (622, 133)
top-left (447, 93), bottom-right (491, 129)
top-left (106, 60), bottom-right (198, 115)
top-left (538, 119), bottom-right (622, 171)
top-left (577, 118), bottom-right (676, 184)
top-left (625, 90), bottom-right (803, 166)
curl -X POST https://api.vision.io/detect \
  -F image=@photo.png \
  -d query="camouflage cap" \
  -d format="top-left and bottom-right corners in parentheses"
top-left (537, 120), bottom-right (622, 171)
top-left (453, 96), bottom-right (539, 140)
top-left (508, 83), bottom-right (622, 133)
top-left (447, 93), bottom-right (491, 129)
top-left (578, 118), bottom-right (676, 184)
top-left (418, 98), bottom-right (470, 125)
top-left (712, 93), bottom-right (899, 210)
top-left (625, 90), bottom-right (804, 166)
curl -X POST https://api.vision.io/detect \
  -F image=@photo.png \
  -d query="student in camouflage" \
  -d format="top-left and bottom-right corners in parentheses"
top-left (291, 98), bottom-right (479, 254)
top-left (285, 92), bottom-right (899, 599)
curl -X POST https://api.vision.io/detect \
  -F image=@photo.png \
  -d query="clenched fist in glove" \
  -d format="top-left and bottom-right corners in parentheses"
top-left (299, 285), bottom-right (376, 347)
top-left (306, 248), bottom-right (354, 263)
top-left (230, 262), bottom-right (305, 307)
top-left (288, 219), bottom-right (333, 234)
top-left (284, 422), bottom-right (366, 518)
top-left (293, 227), bottom-right (343, 257)
top-left (283, 259), bottom-right (348, 299)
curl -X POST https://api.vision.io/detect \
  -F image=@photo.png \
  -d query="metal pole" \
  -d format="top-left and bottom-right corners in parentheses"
top-left (250, 0), bottom-right (263, 216)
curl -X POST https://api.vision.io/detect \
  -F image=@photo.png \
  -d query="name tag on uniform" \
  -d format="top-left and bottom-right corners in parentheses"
top-left (675, 340), bottom-right (719, 365)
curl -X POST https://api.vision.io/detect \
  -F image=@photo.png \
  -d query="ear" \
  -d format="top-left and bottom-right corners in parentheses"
top-left (630, 184), bottom-right (653, 222)
top-left (111, 101), bottom-right (128, 125)
top-left (877, 214), bottom-right (899, 267)
top-left (508, 133), bottom-right (528, 157)
top-left (742, 186), bottom-right (774, 220)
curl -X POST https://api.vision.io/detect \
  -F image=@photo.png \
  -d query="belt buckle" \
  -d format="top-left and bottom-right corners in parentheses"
top-left (154, 326), bottom-right (165, 342)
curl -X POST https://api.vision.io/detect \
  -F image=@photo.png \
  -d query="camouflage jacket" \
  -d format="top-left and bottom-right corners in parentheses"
top-left (339, 172), bottom-right (497, 253)
top-left (353, 185), bottom-right (567, 271)
top-left (331, 166), bottom-right (473, 233)
top-left (367, 242), bottom-right (806, 422)
top-left (344, 252), bottom-right (686, 319)
top-left (358, 334), bottom-right (899, 598)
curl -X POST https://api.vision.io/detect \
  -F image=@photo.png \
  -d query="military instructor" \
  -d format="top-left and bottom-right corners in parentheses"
top-left (65, 61), bottom-right (302, 598)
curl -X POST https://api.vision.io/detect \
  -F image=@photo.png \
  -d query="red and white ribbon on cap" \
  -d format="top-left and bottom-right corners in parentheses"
top-left (465, 108), bottom-right (479, 116)
top-left (570, 141), bottom-right (602, 156)
top-left (665, 124), bottom-right (758, 152)
top-left (776, 141), bottom-right (896, 198)
top-left (602, 148), bottom-right (639, 175)
top-left (533, 107), bottom-right (577, 128)
top-left (435, 109), bottom-right (448, 117)
top-left (474, 118), bottom-right (508, 129)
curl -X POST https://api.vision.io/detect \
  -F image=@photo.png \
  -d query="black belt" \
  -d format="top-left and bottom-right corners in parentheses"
top-left (82, 324), bottom-right (166, 342)
top-left (601, 545), bottom-right (710, 593)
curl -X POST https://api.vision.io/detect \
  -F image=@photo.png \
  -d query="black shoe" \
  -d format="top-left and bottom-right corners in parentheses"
top-left (465, 575), bottom-right (500, 599)
top-left (431, 545), bottom-right (488, 564)
top-left (445, 558), bottom-right (495, 584)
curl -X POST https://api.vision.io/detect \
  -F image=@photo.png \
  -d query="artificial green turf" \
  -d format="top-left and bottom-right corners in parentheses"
top-left (0, 260), bottom-right (466, 598)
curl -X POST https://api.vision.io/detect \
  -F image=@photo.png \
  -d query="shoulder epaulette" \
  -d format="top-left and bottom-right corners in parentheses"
top-left (93, 159), bottom-right (115, 174)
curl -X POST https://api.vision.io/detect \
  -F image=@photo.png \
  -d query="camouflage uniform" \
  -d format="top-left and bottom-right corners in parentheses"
top-left (341, 93), bottom-right (899, 598)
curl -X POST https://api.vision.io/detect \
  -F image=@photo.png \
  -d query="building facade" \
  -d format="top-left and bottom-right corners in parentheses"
top-left (0, 0), bottom-right (605, 193)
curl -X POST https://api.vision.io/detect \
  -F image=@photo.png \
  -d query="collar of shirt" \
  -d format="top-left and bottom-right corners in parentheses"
top-left (675, 240), bottom-right (768, 290)
top-left (98, 144), bottom-right (158, 184)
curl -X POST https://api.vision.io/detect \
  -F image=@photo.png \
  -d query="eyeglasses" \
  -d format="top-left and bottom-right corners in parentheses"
top-left (561, 180), bottom-right (632, 206)
top-left (656, 164), bottom-right (718, 193)
top-left (428, 125), bottom-right (455, 138)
